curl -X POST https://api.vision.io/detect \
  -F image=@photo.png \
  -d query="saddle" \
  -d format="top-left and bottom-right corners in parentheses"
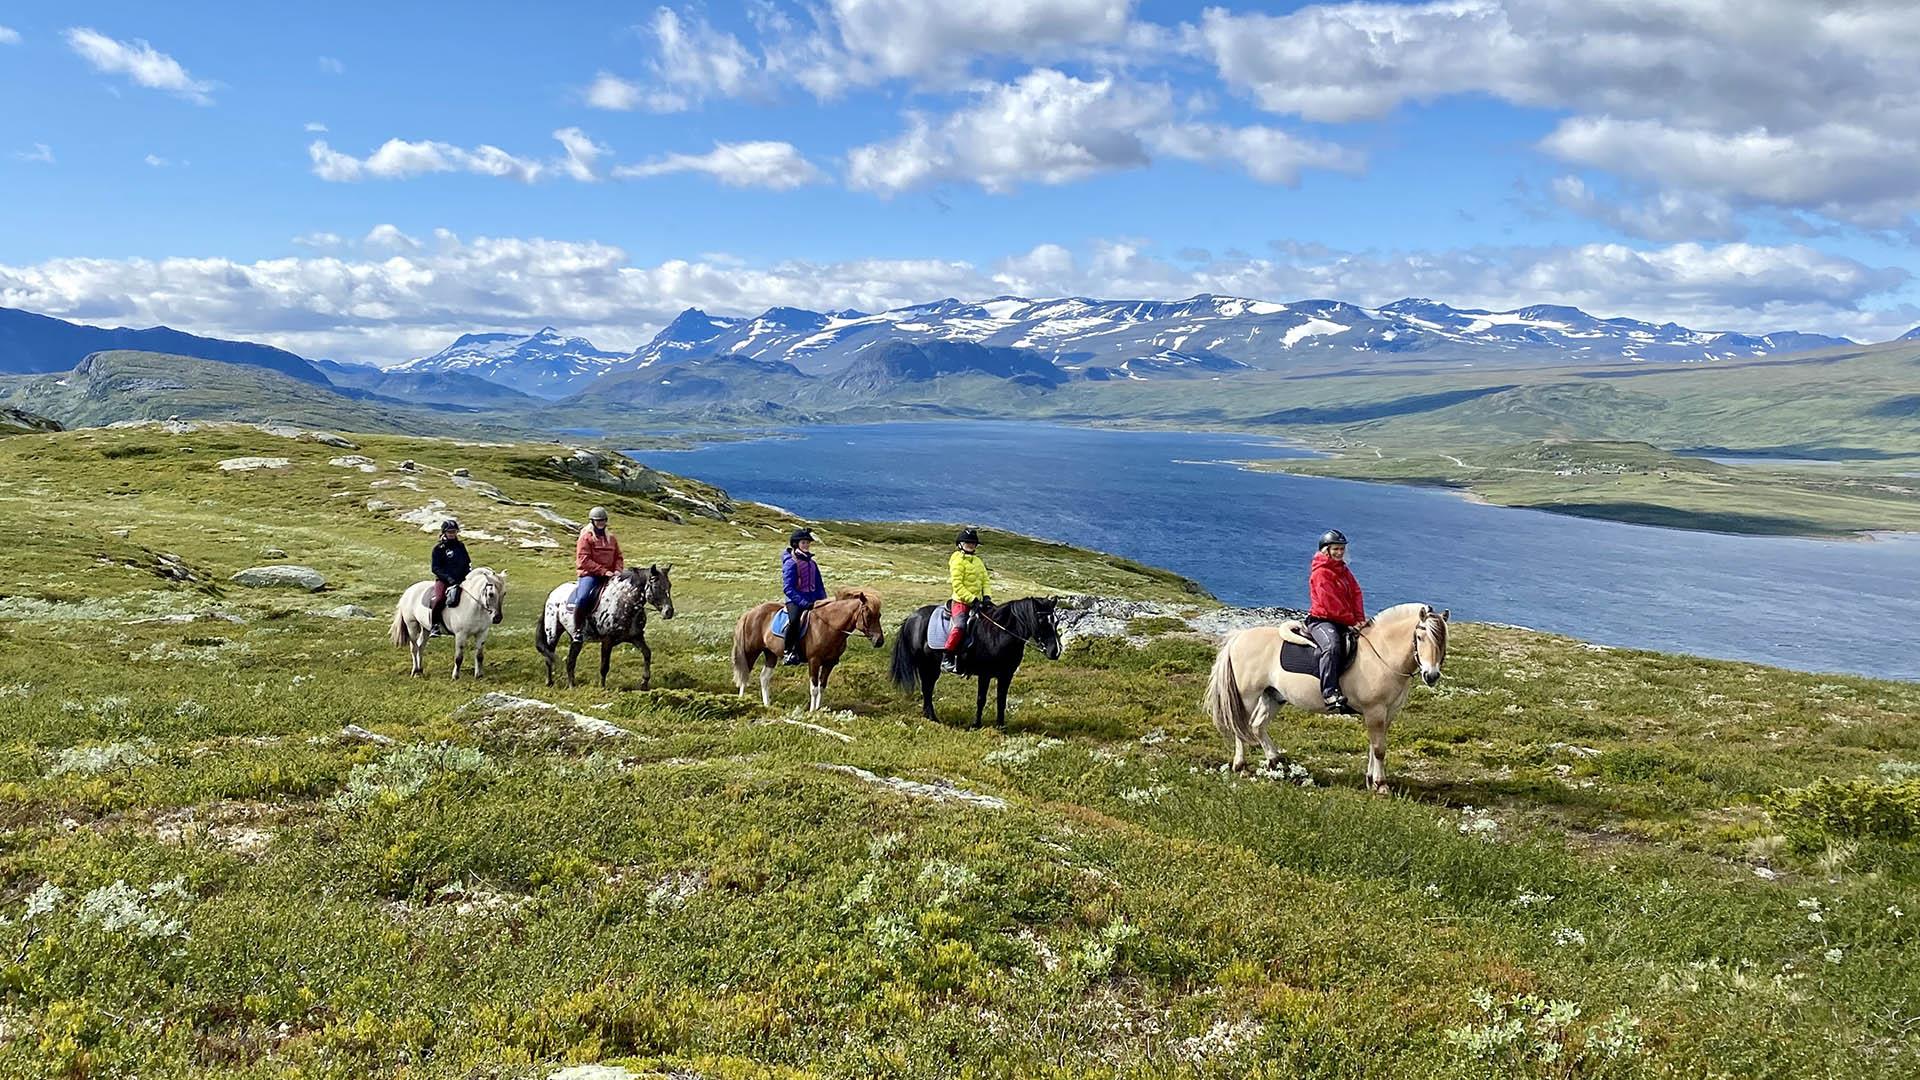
top-left (927, 605), bottom-right (979, 655)
top-left (770, 607), bottom-right (809, 664)
top-left (1277, 619), bottom-right (1358, 677)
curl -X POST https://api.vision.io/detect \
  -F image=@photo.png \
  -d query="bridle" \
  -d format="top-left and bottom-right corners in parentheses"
top-left (974, 602), bottom-right (1059, 652)
top-left (1360, 611), bottom-right (1443, 679)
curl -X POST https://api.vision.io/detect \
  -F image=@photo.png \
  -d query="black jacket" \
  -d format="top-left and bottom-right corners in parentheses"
top-left (432, 538), bottom-right (471, 584)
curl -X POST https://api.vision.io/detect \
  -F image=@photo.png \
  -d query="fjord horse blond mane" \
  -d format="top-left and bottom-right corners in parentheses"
top-left (1202, 602), bottom-right (1450, 791)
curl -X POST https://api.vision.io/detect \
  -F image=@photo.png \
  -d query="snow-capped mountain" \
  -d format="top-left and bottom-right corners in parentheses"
top-left (1900, 325), bottom-right (1920, 342)
top-left (610, 294), bottom-right (1856, 383)
top-left (396, 327), bottom-right (628, 398)
top-left (409, 295), bottom-right (1861, 400)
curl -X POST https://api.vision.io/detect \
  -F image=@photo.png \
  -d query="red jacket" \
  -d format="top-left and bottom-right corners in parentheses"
top-left (576, 525), bottom-right (624, 577)
top-left (1308, 552), bottom-right (1365, 625)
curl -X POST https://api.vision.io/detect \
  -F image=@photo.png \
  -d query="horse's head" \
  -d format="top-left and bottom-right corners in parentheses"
top-left (474, 567), bottom-right (506, 624)
top-left (838, 588), bottom-right (885, 648)
top-left (1415, 606), bottom-right (1450, 687)
top-left (1031, 596), bottom-right (1064, 660)
top-left (644, 563), bottom-right (675, 620)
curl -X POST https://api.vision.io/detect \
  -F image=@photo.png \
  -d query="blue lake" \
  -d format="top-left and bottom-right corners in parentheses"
top-left (641, 422), bottom-right (1920, 681)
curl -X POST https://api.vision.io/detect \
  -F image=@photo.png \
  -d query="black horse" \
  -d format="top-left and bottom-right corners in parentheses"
top-left (890, 596), bottom-right (1063, 727)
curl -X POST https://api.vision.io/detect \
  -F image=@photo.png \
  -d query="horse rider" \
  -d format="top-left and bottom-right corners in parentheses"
top-left (429, 518), bottom-right (470, 636)
top-left (780, 527), bottom-right (828, 665)
top-left (940, 527), bottom-right (991, 673)
top-left (571, 506), bottom-right (624, 638)
top-left (1307, 529), bottom-right (1370, 714)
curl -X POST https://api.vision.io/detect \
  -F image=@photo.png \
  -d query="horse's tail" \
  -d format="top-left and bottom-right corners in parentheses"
top-left (532, 603), bottom-right (556, 662)
top-left (890, 617), bottom-right (919, 693)
top-left (730, 607), bottom-right (757, 687)
top-left (1203, 633), bottom-right (1255, 744)
top-left (389, 594), bottom-right (411, 648)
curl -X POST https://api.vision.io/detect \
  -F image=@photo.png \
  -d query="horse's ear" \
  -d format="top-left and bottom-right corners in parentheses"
top-left (1440, 608), bottom-right (1450, 621)
top-left (649, 563), bottom-right (658, 574)
top-left (660, 563), bottom-right (671, 574)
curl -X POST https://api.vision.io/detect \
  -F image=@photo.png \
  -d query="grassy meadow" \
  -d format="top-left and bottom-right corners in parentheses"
top-left (0, 423), bottom-right (1916, 1078)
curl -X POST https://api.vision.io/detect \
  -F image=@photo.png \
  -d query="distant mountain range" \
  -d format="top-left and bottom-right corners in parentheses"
top-left (0, 298), bottom-right (1881, 421)
top-left (391, 327), bottom-right (628, 397)
top-left (0, 306), bottom-right (327, 384)
top-left (396, 294), bottom-right (1863, 399)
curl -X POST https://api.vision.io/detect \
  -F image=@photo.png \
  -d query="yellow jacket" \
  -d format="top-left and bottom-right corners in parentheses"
top-left (949, 550), bottom-right (989, 603)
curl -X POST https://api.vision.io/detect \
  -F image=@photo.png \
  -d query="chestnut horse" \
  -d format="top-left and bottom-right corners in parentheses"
top-left (732, 589), bottom-right (884, 711)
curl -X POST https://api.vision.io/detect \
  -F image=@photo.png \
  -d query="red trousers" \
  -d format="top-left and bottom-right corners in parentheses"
top-left (943, 600), bottom-right (969, 650)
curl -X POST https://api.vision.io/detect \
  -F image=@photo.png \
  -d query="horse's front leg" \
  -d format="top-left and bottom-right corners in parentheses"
top-left (450, 633), bottom-right (464, 681)
top-left (973, 676), bottom-right (989, 729)
top-left (994, 675), bottom-right (1011, 728)
top-left (760, 659), bottom-right (774, 707)
top-left (565, 638), bottom-right (583, 689)
top-left (410, 628), bottom-right (425, 677)
top-left (808, 662), bottom-right (827, 712)
top-left (637, 633), bottom-right (652, 692)
top-left (599, 641), bottom-right (614, 688)
top-left (1364, 712), bottom-right (1390, 793)
top-left (921, 664), bottom-right (939, 722)
top-left (474, 637), bottom-right (485, 679)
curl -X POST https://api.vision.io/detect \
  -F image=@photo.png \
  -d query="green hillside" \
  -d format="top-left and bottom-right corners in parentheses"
top-left (0, 425), bottom-right (1915, 1077)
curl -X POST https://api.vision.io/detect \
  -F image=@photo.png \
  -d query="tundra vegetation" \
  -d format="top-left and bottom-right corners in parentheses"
top-left (0, 424), bottom-right (1915, 1078)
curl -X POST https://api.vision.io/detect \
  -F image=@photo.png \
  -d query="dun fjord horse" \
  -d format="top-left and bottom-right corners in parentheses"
top-left (1203, 603), bottom-right (1450, 791)
top-left (534, 565), bottom-right (675, 689)
top-left (890, 597), bottom-right (1063, 728)
top-left (733, 589), bottom-right (884, 712)
top-left (390, 567), bottom-right (507, 679)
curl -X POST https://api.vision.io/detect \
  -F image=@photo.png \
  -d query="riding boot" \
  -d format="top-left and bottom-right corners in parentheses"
top-left (571, 606), bottom-right (588, 640)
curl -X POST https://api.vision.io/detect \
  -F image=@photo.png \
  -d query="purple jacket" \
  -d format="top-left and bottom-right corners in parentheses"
top-left (782, 549), bottom-right (827, 606)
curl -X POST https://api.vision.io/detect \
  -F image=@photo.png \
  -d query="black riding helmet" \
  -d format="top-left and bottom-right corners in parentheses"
top-left (956, 527), bottom-right (980, 546)
top-left (790, 527), bottom-right (815, 547)
top-left (441, 518), bottom-right (460, 533)
top-left (1318, 529), bottom-right (1348, 549)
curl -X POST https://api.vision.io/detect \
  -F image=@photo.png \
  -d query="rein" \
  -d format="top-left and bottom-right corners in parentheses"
top-left (1358, 619), bottom-right (1426, 679)
top-left (973, 605), bottom-right (1049, 649)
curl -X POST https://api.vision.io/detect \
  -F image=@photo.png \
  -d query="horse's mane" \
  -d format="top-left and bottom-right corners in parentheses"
top-left (1373, 602), bottom-right (1431, 626)
top-left (833, 587), bottom-right (879, 611)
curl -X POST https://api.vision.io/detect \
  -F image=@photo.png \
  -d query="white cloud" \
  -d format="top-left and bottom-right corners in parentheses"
top-left (1198, 0), bottom-right (1920, 229)
top-left (0, 25), bottom-right (21, 45)
top-left (613, 141), bottom-right (824, 189)
top-left (364, 224), bottom-right (421, 250)
top-left (64, 27), bottom-right (216, 104)
top-left (291, 232), bottom-right (344, 248)
top-left (14, 143), bottom-right (54, 165)
top-left (849, 69), bottom-right (1357, 194)
top-left (143, 153), bottom-right (169, 168)
top-left (308, 137), bottom-right (545, 183)
top-left (829, 0), bottom-right (1135, 79)
top-left (1151, 123), bottom-right (1362, 185)
top-left (2, 233), bottom-right (1907, 367)
top-left (584, 72), bottom-right (643, 111)
top-left (317, 56), bottom-right (344, 74)
top-left (304, 121), bottom-right (328, 133)
top-left (1551, 177), bottom-right (1742, 243)
top-left (553, 127), bottom-right (609, 181)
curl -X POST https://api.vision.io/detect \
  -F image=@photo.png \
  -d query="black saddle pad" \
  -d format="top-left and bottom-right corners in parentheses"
top-left (1279, 629), bottom-right (1356, 676)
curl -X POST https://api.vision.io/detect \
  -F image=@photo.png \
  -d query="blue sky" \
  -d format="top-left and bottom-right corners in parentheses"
top-left (3, 1), bottom-right (1918, 364)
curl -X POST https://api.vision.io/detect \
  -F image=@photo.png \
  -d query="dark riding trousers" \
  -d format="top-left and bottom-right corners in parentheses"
top-left (1306, 617), bottom-right (1351, 701)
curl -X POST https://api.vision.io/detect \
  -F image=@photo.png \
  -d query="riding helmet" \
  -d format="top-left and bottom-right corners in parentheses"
top-left (588, 506), bottom-right (609, 523)
top-left (790, 527), bottom-right (815, 546)
top-left (956, 527), bottom-right (981, 546)
top-left (441, 518), bottom-right (460, 532)
top-left (1318, 529), bottom-right (1349, 549)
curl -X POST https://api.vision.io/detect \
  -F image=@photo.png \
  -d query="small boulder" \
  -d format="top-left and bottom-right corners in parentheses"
top-left (217, 457), bottom-right (291, 472)
top-left (451, 467), bottom-right (471, 477)
top-left (319, 604), bottom-right (374, 620)
top-left (330, 455), bottom-right (378, 473)
top-left (231, 565), bottom-right (326, 591)
top-left (398, 460), bottom-right (418, 471)
top-left (260, 547), bottom-right (288, 559)
top-left (341, 724), bottom-right (394, 745)
top-left (455, 692), bottom-right (630, 750)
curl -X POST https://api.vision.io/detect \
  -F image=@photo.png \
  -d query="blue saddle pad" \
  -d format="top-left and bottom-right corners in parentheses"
top-left (927, 605), bottom-right (952, 643)
top-left (771, 608), bottom-right (807, 639)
